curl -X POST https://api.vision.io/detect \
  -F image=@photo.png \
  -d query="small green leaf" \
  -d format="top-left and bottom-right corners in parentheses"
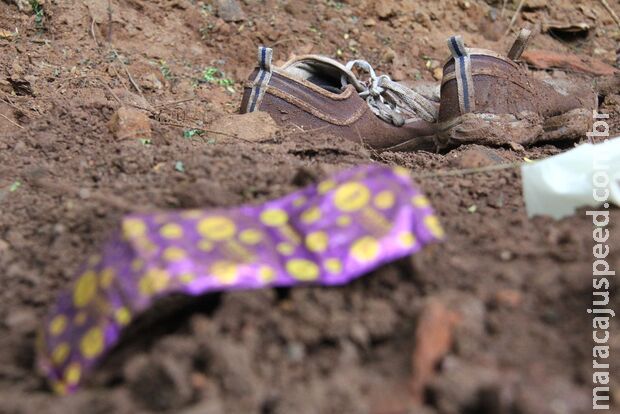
top-left (202, 67), bottom-right (218, 82)
top-left (467, 204), bottom-right (477, 214)
top-left (183, 128), bottom-right (204, 139)
top-left (174, 161), bottom-right (185, 173)
top-left (139, 138), bottom-right (152, 145)
top-left (9, 181), bottom-right (21, 192)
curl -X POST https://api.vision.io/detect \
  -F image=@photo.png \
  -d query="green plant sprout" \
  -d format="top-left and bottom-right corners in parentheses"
top-left (30, 0), bottom-right (44, 29)
top-left (159, 60), bottom-right (173, 80)
top-left (201, 67), bottom-right (236, 93)
top-left (183, 129), bottom-right (205, 139)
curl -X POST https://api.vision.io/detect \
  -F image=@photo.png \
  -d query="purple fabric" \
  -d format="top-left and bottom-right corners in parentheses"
top-left (37, 164), bottom-right (444, 394)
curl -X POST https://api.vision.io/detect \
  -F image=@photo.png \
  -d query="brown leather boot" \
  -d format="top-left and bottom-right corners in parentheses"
top-left (436, 29), bottom-right (596, 149)
top-left (240, 47), bottom-right (439, 151)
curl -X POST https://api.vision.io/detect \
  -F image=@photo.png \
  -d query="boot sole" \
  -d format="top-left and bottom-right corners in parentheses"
top-left (436, 108), bottom-right (593, 149)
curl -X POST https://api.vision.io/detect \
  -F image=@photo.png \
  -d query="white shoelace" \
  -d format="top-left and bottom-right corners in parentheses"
top-left (341, 60), bottom-right (438, 126)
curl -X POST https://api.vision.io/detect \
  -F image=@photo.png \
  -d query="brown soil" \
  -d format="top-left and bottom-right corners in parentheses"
top-left (1, 0), bottom-right (619, 413)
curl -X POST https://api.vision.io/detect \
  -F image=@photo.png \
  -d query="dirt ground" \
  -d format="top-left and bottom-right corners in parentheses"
top-left (1, 0), bottom-right (620, 413)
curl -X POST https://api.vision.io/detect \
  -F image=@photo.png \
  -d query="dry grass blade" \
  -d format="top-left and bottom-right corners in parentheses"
top-left (600, 0), bottom-right (620, 28)
top-left (0, 112), bottom-right (24, 129)
top-left (505, 0), bottom-right (526, 35)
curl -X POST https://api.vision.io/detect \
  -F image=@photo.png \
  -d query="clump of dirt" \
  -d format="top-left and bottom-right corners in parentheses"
top-left (1, 0), bottom-right (619, 413)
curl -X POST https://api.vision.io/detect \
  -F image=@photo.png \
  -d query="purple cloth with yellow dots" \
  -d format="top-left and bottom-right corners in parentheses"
top-left (38, 164), bottom-right (444, 394)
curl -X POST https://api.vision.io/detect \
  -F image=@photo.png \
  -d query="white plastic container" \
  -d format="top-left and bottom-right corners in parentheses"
top-left (521, 137), bottom-right (620, 219)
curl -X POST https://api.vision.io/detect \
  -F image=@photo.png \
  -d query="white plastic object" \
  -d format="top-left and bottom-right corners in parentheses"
top-left (521, 137), bottom-right (620, 219)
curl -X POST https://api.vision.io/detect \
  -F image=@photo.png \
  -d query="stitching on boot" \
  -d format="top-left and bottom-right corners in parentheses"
top-left (441, 69), bottom-right (535, 95)
top-left (265, 86), bottom-right (369, 126)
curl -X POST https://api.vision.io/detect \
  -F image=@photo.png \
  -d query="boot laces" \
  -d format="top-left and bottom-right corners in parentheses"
top-left (341, 60), bottom-right (438, 126)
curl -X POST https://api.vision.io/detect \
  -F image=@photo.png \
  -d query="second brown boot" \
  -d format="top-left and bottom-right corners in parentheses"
top-left (436, 29), bottom-right (596, 149)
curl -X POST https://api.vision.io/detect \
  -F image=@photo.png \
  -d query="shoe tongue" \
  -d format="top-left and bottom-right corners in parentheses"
top-left (280, 55), bottom-right (365, 93)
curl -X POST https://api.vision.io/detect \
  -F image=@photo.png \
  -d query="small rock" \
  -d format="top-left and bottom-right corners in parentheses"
top-left (350, 323), bottom-right (370, 346)
top-left (216, 0), bottom-right (246, 22)
top-left (414, 11), bottom-right (432, 29)
top-left (391, 68), bottom-right (406, 81)
top-left (508, 142), bottom-right (525, 152)
top-left (207, 111), bottom-right (279, 142)
top-left (433, 67), bottom-right (443, 81)
top-left (411, 300), bottom-right (461, 402)
top-left (375, 1), bottom-right (396, 19)
top-left (382, 48), bottom-right (397, 64)
top-left (494, 289), bottom-right (523, 308)
top-left (523, 0), bottom-right (547, 10)
top-left (141, 73), bottom-right (163, 90)
top-left (363, 18), bottom-right (376, 27)
top-left (125, 354), bottom-right (194, 411)
top-left (286, 342), bottom-right (305, 362)
top-left (5, 310), bottom-right (38, 335)
top-left (522, 50), bottom-right (618, 76)
top-left (12, 0), bottom-right (32, 12)
top-left (451, 146), bottom-right (505, 168)
top-left (108, 107), bottom-right (152, 140)
top-left (429, 359), bottom-right (510, 414)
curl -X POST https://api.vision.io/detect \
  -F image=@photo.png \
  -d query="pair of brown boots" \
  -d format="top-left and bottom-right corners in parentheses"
top-left (240, 29), bottom-right (595, 152)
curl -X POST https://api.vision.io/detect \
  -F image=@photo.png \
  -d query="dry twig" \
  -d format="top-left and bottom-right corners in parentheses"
top-left (0, 112), bottom-right (24, 129)
top-left (600, 0), bottom-right (620, 29)
top-left (91, 17), bottom-right (100, 47)
top-left (505, 0), bottom-right (526, 35)
top-left (111, 49), bottom-right (145, 99)
top-left (410, 162), bottom-right (522, 179)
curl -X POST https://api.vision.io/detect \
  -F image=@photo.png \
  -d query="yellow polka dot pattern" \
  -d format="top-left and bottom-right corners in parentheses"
top-left (99, 267), bottom-right (115, 288)
top-left (306, 231), bottom-right (329, 253)
top-left (80, 327), bottom-right (104, 359)
top-left (350, 236), bottom-right (380, 263)
top-left (41, 165), bottom-right (443, 395)
top-left (52, 342), bottom-right (70, 365)
top-left (374, 191), bottom-right (395, 210)
top-left (318, 180), bottom-right (336, 194)
top-left (398, 232), bottom-right (416, 248)
top-left (260, 208), bottom-right (289, 227)
top-left (286, 259), bottom-right (320, 281)
top-left (122, 218), bottom-right (146, 239)
top-left (73, 271), bottom-right (97, 308)
top-left (197, 216), bottom-right (236, 240)
top-left (162, 246), bottom-right (187, 262)
top-left (258, 266), bottom-right (275, 283)
top-left (115, 307), bottom-right (132, 326)
top-left (139, 269), bottom-right (170, 295)
top-left (333, 182), bottom-right (371, 212)
top-left (160, 223), bottom-right (183, 239)
top-left (324, 258), bottom-right (342, 274)
top-left (412, 195), bottom-right (430, 208)
top-left (210, 261), bottom-right (239, 284)
top-left (65, 362), bottom-right (82, 386)
top-left (424, 215), bottom-right (445, 238)
top-left (301, 206), bottom-right (321, 224)
top-left (50, 315), bottom-right (67, 336)
top-left (277, 242), bottom-right (295, 256)
top-left (239, 229), bottom-right (263, 245)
